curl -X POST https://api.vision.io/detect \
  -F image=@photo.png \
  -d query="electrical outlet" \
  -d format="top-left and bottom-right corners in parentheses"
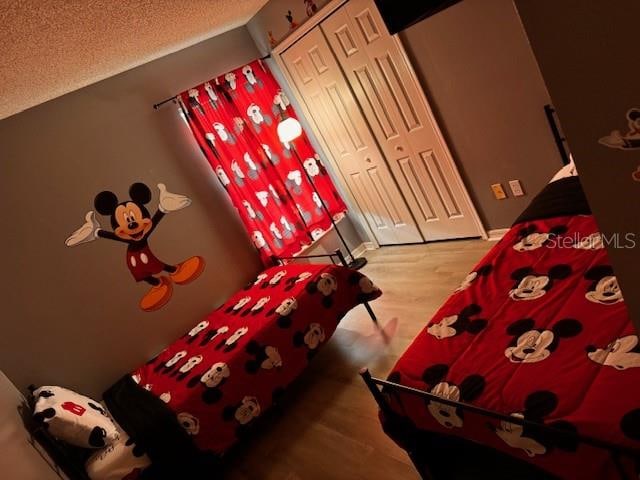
top-left (491, 183), bottom-right (507, 200)
top-left (509, 180), bottom-right (525, 197)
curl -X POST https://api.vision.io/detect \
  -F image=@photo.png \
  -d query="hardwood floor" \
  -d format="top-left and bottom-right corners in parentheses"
top-left (222, 240), bottom-right (494, 480)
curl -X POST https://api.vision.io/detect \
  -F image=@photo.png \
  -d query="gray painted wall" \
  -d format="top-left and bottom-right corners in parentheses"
top-left (0, 27), bottom-right (264, 397)
top-left (400, 0), bottom-right (563, 230)
top-left (247, 0), bottom-right (564, 231)
top-left (515, 0), bottom-right (640, 332)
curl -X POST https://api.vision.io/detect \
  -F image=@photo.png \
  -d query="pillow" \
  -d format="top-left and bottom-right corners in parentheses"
top-left (549, 156), bottom-right (578, 183)
top-left (85, 422), bottom-right (151, 480)
top-left (33, 386), bottom-right (118, 448)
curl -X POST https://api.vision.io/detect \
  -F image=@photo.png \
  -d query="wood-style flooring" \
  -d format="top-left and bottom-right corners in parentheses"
top-left (222, 240), bottom-right (494, 480)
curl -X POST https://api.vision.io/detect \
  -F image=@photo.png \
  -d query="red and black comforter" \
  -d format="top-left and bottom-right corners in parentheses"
top-left (105, 262), bottom-right (380, 477)
top-left (385, 177), bottom-right (640, 479)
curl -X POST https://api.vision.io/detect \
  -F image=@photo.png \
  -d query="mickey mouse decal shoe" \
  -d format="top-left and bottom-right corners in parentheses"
top-left (140, 276), bottom-right (173, 312)
top-left (170, 256), bottom-right (205, 285)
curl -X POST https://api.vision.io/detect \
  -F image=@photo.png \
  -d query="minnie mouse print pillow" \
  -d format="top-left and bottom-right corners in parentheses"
top-left (33, 386), bottom-right (118, 448)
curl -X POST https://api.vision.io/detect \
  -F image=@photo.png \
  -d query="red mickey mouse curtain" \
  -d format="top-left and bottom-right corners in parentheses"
top-left (179, 60), bottom-right (346, 264)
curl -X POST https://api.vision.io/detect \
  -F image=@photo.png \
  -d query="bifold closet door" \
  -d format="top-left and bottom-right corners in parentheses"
top-left (281, 27), bottom-right (423, 245)
top-left (321, 0), bottom-right (482, 240)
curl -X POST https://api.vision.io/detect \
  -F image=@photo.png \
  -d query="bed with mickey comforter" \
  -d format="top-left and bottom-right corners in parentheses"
top-left (374, 176), bottom-right (640, 480)
top-left (102, 261), bottom-right (380, 478)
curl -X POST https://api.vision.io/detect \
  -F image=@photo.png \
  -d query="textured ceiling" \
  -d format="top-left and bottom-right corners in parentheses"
top-left (0, 0), bottom-right (268, 119)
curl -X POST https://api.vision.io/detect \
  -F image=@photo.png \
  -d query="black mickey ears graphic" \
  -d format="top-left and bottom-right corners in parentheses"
top-left (475, 265), bottom-right (493, 277)
top-left (458, 375), bottom-right (485, 403)
top-left (551, 319), bottom-right (582, 339)
top-left (129, 182), bottom-right (152, 205)
top-left (621, 409), bottom-right (640, 442)
top-left (88, 426), bottom-right (107, 448)
top-left (523, 390), bottom-right (559, 421)
top-left (506, 318), bottom-right (536, 337)
top-left (94, 191), bottom-right (119, 216)
top-left (33, 407), bottom-right (56, 426)
top-left (422, 363), bottom-right (449, 387)
top-left (511, 267), bottom-right (534, 283)
top-left (585, 265), bottom-right (615, 283)
top-left (548, 265), bottom-right (572, 280)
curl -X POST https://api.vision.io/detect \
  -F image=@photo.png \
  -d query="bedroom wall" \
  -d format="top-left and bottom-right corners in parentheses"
top-left (0, 27), bottom-right (264, 398)
top-left (399, 0), bottom-right (564, 230)
top-left (514, 0), bottom-right (640, 332)
top-left (247, 0), bottom-right (563, 231)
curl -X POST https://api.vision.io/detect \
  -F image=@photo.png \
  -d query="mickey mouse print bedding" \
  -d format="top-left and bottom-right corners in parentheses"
top-left (382, 177), bottom-right (640, 480)
top-left (104, 262), bottom-right (381, 474)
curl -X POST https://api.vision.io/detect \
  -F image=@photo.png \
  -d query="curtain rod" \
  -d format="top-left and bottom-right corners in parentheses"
top-left (152, 53), bottom-right (272, 110)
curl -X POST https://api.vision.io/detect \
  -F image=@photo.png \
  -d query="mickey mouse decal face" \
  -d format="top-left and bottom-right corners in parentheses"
top-left (65, 182), bottom-right (205, 312)
top-left (586, 335), bottom-right (640, 370)
top-left (422, 364), bottom-right (485, 429)
top-left (509, 265), bottom-right (571, 301)
top-left (512, 225), bottom-right (566, 252)
top-left (492, 391), bottom-right (577, 457)
top-left (584, 265), bottom-right (624, 305)
top-left (505, 318), bottom-right (582, 363)
top-left (427, 304), bottom-right (487, 340)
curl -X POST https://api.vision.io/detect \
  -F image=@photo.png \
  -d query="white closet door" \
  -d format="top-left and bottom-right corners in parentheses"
top-left (281, 27), bottom-right (423, 245)
top-left (322, 0), bottom-right (483, 240)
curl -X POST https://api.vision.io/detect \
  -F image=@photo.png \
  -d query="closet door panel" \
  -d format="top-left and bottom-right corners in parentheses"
top-left (322, 0), bottom-right (482, 240)
top-left (282, 28), bottom-right (422, 245)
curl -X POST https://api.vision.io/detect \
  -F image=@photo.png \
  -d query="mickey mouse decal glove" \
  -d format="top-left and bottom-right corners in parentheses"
top-left (65, 211), bottom-right (101, 246)
top-left (158, 183), bottom-right (192, 213)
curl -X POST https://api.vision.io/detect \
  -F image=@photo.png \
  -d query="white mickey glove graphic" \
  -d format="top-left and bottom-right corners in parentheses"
top-left (65, 211), bottom-right (100, 246)
top-left (158, 183), bottom-right (192, 213)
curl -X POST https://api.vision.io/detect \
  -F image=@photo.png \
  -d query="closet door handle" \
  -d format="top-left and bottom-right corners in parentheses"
top-left (365, 157), bottom-right (372, 163)
top-left (395, 145), bottom-right (404, 152)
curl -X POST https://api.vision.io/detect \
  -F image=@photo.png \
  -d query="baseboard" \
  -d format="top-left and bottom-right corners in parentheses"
top-left (487, 228), bottom-right (510, 241)
top-left (352, 241), bottom-right (376, 258)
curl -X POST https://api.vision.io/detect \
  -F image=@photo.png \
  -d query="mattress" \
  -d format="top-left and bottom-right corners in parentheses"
top-left (385, 177), bottom-right (640, 479)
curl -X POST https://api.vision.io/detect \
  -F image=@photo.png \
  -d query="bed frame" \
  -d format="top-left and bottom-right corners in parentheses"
top-left (360, 369), bottom-right (640, 480)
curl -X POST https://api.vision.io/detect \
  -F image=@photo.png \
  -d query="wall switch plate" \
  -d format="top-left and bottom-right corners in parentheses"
top-left (509, 179), bottom-right (525, 197)
top-left (491, 183), bottom-right (507, 200)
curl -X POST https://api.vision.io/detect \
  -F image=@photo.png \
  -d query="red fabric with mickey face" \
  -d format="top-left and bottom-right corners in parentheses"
top-left (179, 60), bottom-right (347, 264)
top-left (386, 215), bottom-right (640, 479)
top-left (132, 263), bottom-right (380, 455)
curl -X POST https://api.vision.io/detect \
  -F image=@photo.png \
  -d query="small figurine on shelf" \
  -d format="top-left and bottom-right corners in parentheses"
top-left (304, 0), bottom-right (318, 17)
top-left (285, 10), bottom-right (298, 29)
top-left (268, 31), bottom-right (278, 48)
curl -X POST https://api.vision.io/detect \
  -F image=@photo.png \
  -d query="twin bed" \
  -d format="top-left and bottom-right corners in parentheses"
top-left (363, 174), bottom-right (640, 479)
top-left (69, 255), bottom-right (380, 479)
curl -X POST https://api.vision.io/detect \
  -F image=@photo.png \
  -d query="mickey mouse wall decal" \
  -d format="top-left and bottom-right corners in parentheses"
top-left (599, 108), bottom-right (640, 150)
top-left (65, 182), bottom-right (205, 312)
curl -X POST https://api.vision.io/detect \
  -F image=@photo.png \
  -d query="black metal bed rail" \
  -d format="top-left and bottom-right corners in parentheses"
top-left (360, 369), bottom-right (638, 480)
top-left (273, 248), bottom-right (348, 267)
